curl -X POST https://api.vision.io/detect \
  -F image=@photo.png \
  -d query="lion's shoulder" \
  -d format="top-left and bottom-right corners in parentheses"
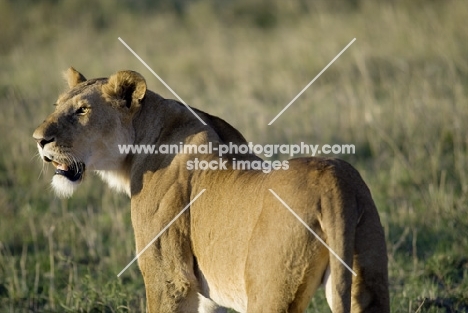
top-left (194, 109), bottom-right (248, 146)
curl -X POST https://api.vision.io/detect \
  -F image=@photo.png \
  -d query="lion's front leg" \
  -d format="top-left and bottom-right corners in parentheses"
top-left (135, 225), bottom-right (204, 312)
top-left (136, 234), bottom-right (226, 313)
top-left (132, 194), bottom-right (201, 313)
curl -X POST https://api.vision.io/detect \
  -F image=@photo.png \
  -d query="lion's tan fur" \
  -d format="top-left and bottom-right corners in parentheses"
top-left (33, 68), bottom-right (390, 313)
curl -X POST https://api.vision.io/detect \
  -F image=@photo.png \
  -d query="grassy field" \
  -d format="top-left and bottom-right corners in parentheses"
top-left (1, 0), bottom-right (468, 312)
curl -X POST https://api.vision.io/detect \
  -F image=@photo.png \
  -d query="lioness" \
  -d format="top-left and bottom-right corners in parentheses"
top-left (33, 68), bottom-right (389, 313)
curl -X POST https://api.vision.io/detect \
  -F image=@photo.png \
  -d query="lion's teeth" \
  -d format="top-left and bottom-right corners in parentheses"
top-left (57, 164), bottom-right (69, 171)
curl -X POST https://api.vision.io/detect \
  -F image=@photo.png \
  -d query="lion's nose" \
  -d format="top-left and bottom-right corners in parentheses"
top-left (33, 133), bottom-right (55, 148)
top-left (37, 137), bottom-right (54, 148)
top-left (33, 125), bottom-right (56, 148)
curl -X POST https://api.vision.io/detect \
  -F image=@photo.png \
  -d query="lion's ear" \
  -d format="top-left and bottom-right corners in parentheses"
top-left (102, 70), bottom-right (147, 108)
top-left (65, 67), bottom-right (87, 88)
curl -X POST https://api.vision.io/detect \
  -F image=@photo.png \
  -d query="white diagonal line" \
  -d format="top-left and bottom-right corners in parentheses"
top-left (117, 189), bottom-right (206, 277)
top-left (118, 37), bottom-right (207, 125)
top-left (268, 38), bottom-right (356, 125)
top-left (268, 189), bottom-right (357, 276)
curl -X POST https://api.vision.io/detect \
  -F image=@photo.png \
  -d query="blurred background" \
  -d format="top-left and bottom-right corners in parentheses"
top-left (1, 0), bottom-right (467, 312)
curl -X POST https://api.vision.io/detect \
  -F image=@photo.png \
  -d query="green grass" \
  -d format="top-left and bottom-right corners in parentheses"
top-left (1, 0), bottom-right (468, 312)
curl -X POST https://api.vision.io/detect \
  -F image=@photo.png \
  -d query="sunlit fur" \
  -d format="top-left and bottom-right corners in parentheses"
top-left (33, 68), bottom-right (389, 313)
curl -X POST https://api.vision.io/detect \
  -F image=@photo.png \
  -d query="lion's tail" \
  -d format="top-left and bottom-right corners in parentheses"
top-left (351, 193), bottom-right (390, 312)
top-left (321, 165), bottom-right (390, 313)
top-left (322, 180), bottom-right (389, 313)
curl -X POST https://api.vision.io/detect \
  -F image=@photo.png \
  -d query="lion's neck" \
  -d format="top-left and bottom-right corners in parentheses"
top-left (99, 94), bottom-right (216, 197)
top-left (98, 92), bottom-right (257, 198)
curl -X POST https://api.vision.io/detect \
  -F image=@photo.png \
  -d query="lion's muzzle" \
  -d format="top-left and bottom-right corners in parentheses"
top-left (53, 161), bottom-right (85, 182)
top-left (33, 130), bottom-right (86, 183)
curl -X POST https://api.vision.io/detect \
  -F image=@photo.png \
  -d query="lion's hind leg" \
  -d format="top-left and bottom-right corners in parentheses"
top-left (243, 207), bottom-right (329, 313)
top-left (287, 269), bottom-right (328, 313)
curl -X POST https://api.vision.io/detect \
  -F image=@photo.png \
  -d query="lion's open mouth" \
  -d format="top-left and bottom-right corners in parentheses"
top-left (52, 161), bottom-right (85, 182)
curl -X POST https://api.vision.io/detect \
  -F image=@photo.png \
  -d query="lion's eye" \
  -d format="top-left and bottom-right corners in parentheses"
top-left (75, 107), bottom-right (89, 115)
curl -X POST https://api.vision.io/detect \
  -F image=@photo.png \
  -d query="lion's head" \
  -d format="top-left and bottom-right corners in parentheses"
top-left (33, 68), bottom-right (147, 197)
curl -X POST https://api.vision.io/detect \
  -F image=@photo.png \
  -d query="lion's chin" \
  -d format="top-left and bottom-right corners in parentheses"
top-left (51, 175), bottom-right (81, 198)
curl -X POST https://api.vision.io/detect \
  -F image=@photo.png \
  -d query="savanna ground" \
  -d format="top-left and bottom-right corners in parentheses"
top-left (1, 0), bottom-right (467, 312)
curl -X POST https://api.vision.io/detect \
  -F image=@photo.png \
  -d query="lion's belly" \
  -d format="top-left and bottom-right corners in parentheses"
top-left (192, 228), bottom-right (250, 313)
top-left (205, 278), bottom-right (247, 313)
top-left (195, 261), bottom-right (248, 312)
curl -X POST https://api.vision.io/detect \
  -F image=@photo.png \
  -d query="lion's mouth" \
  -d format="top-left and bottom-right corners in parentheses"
top-left (52, 161), bottom-right (85, 182)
